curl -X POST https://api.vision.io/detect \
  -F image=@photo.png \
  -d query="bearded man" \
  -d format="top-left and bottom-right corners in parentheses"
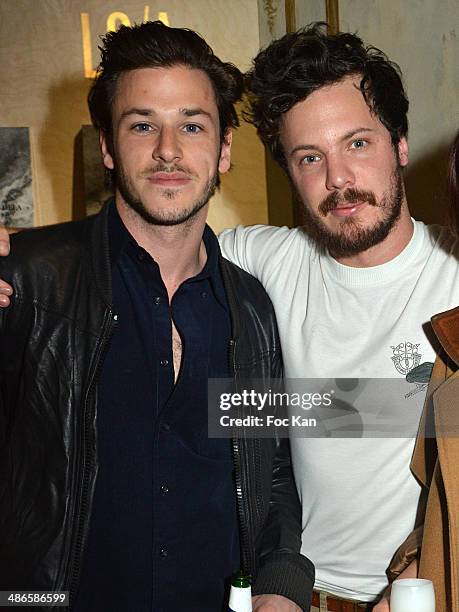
top-left (217, 24), bottom-right (459, 612)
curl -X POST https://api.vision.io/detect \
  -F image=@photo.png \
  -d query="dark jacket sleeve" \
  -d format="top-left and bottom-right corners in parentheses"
top-left (219, 257), bottom-right (314, 609)
top-left (252, 436), bottom-right (315, 610)
top-left (252, 345), bottom-right (314, 609)
top-left (0, 256), bottom-right (25, 452)
top-left (0, 259), bottom-right (14, 454)
top-left (0, 306), bottom-right (5, 452)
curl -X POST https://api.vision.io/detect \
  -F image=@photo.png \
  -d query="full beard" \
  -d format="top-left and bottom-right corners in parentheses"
top-left (299, 167), bottom-right (405, 259)
top-left (116, 163), bottom-right (218, 227)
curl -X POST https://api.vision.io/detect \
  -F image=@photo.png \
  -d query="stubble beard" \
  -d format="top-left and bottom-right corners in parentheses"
top-left (298, 166), bottom-right (405, 259)
top-left (115, 162), bottom-right (218, 228)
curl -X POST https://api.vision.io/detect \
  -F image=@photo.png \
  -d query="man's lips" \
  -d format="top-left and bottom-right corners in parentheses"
top-left (147, 172), bottom-right (191, 187)
top-left (329, 202), bottom-right (367, 217)
top-left (319, 188), bottom-right (377, 217)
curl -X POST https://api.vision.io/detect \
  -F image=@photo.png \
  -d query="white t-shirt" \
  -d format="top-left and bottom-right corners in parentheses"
top-left (219, 220), bottom-right (459, 601)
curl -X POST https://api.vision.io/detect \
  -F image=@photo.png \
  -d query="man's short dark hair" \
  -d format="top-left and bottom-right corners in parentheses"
top-left (245, 22), bottom-right (409, 167)
top-left (88, 21), bottom-right (244, 148)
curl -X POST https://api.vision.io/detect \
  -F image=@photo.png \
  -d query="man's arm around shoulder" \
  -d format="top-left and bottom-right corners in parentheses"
top-left (252, 435), bottom-right (314, 611)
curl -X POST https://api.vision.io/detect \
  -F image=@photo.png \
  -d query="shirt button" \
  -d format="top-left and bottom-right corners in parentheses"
top-left (160, 484), bottom-right (169, 495)
top-left (160, 358), bottom-right (169, 367)
top-left (153, 296), bottom-right (161, 305)
top-left (200, 291), bottom-right (208, 299)
top-left (159, 546), bottom-right (168, 558)
top-left (162, 422), bottom-right (171, 432)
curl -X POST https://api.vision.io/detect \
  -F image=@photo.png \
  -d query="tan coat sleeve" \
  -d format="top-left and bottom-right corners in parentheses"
top-left (387, 525), bottom-right (423, 581)
top-left (387, 355), bottom-right (450, 581)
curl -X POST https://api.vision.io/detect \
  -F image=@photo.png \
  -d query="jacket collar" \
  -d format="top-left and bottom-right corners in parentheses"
top-left (89, 200), bottom-right (113, 308)
top-left (432, 305), bottom-right (459, 368)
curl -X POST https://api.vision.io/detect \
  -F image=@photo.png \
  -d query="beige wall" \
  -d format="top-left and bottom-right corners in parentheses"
top-left (256, 0), bottom-right (294, 227)
top-left (0, 0), bottom-right (268, 232)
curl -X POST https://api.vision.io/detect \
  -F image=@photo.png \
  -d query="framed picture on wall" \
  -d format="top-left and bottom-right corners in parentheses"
top-left (0, 127), bottom-right (33, 227)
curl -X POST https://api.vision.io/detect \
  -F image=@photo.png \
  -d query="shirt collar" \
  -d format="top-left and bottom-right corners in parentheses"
top-left (107, 199), bottom-right (227, 309)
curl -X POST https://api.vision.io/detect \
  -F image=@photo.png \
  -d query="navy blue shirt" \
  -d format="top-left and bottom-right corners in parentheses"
top-left (75, 203), bottom-right (239, 612)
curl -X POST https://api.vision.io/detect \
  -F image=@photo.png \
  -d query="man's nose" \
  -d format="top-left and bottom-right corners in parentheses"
top-left (152, 127), bottom-right (182, 164)
top-left (325, 156), bottom-right (355, 191)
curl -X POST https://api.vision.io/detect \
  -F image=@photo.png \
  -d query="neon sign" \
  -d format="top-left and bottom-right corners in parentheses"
top-left (80, 6), bottom-right (170, 78)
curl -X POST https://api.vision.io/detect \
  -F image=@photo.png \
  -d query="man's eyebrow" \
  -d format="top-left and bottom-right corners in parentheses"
top-left (179, 107), bottom-right (212, 119)
top-left (119, 107), bottom-right (154, 121)
top-left (118, 107), bottom-right (213, 122)
top-left (341, 127), bottom-right (374, 141)
top-left (289, 128), bottom-right (375, 156)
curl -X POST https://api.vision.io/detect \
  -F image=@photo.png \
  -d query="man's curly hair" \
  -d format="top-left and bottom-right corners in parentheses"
top-left (245, 22), bottom-right (409, 168)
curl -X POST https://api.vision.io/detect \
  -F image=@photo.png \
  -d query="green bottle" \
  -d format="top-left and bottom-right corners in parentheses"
top-left (228, 571), bottom-right (252, 612)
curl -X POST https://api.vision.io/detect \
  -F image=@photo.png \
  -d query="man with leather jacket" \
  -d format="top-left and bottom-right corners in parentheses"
top-left (0, 21), bottom-right (313, 612)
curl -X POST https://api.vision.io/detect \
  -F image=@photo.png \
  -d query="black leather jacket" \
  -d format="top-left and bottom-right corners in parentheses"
top-left (0, 205), bottom-right (314, 610)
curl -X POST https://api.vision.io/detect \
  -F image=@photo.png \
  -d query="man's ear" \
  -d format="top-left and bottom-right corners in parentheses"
top-left (397, 137), bottom-right (409, 167)
top-left (100, 131), bottom-right (114, 170)
top-left (218, 129), bottom-right (232, 174)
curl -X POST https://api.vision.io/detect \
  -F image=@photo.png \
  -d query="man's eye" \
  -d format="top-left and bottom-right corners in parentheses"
top-left (183, 124), bottom-right (202, 134)
top-left (301, 154), bottom-right (320, 165)
top-left (133, 123), bottom-right (152, 133)
top-left (351, 139), bottom-right (367, 149)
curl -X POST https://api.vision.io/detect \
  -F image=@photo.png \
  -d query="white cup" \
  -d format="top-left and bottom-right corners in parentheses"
top-left (390, 578), bottom-right (435, 612)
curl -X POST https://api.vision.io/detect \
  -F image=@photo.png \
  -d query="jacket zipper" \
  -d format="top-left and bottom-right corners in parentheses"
top-left (66, 309), bottom-right (117, 608)
top-left (229, 338), bottom-right (257, 577)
